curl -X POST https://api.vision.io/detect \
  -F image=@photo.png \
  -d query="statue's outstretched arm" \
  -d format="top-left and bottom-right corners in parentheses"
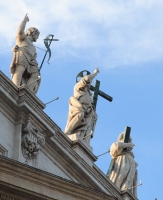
top-left (118, 142), bottom-right (135, 150)
top-left (17, 14), bottom-right (29, 39)
top-left (85, 68), bottom-right (100, 83)
top-left (74, 68), bottom-right (99, 92)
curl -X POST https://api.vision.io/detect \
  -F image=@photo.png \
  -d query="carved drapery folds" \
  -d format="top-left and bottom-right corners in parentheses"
top-left (21, 120), bottom-right (45, 163)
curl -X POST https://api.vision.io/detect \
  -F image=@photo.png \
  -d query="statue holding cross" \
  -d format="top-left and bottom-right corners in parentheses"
top-left (64, 68), bottom-right (113, 144)
top-left (107, 127), bottom-right (138, 197)
top-left (64, 68), bottom-right (99, 137)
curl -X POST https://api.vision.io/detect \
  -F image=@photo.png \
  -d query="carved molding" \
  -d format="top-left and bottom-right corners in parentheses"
top-left (0, 193), bottom-right (19, 200)
top-left (0, 144), bottom-right (8, 157)
top-left (21, 120), bottom-right (45, 163)
top-left (121, 190), bottom-right (137, 200)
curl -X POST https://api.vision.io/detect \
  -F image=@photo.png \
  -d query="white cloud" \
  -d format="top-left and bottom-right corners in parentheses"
top-left (0, 0), bottom-right (163, 68)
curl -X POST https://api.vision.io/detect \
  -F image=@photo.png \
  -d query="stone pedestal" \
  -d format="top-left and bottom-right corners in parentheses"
top-left (70, 139), bottom-right (97, 167)
top-left (67, 132), bottom-right (96, 167)
top-left (68, 133), bottom-right (92, 151)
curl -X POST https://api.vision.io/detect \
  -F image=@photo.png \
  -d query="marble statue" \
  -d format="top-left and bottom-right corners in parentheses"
top-left (10, 14), bottom-right (40, 94)
top-left (64, 68), bottom-right (99, 139)
top-left (109, 133), bottom-right (138, 197)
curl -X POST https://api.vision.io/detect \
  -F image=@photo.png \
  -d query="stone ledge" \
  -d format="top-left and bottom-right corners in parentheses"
top-left (0, 70), bottom-right (45, 110)
top-left (0, 156), bottom-right (117, 200)
top-left (121, 190), bottom-right (138, 200)
top-left (72, 139), bottom-right (97, 162)
top-left (0, 71), bottom-right (61, 137)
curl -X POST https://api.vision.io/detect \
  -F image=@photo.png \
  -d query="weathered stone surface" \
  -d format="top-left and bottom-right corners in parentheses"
top-left (109, 132), bottom-right (138, 197)
top-left (0, 156), bottom-right (117, 200)
top-left (64, 68), bottom-right (99, 144)
top-left (0, 112), bottom-right (15, 158)
top-left (0, 71), bottom-right (137, 200)
top-left (0, 192), bottom-right (19, 200)
top-left (121, 190), bottom-right (138, 200)
top-left (70, 139), bottom-right (97, 167)
top-left (10, 15), bottom-right (40, 94)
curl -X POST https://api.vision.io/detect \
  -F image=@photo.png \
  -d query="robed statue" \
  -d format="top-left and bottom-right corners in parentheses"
top-left (109, 132), bottom-right (138, 197)
top-left (64, 68), bottom-right (99, 139)
top-left (10, 14), bottom-right (40, 94)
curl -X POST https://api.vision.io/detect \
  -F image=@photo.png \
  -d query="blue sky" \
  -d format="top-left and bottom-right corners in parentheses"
top-left (0, 1), bottom-right (163, 199)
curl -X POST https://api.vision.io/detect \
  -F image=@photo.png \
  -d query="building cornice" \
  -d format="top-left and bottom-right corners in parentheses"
top-left (0, 156), bottom-right (117, 200)
top-left (0, 71), bottom-right (137, 200)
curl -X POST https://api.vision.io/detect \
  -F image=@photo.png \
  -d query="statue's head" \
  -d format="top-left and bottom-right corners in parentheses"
top-left (28, 142), bottom-right (35, 153)
top-left (118, 132), bottom-right (132, 142)
top-left (26, 27), bottom-right (40, 42)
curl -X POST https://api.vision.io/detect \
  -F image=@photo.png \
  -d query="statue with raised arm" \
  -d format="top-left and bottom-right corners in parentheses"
top-left (64, 68), bottom-right (99, 140)
top-left (109, 133), bottom-right (138, 197)
top-left (10, 14), bottom-right (40, 94)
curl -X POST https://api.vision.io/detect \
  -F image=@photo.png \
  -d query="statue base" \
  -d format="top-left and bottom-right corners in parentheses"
top-left (67, 132), bottom-right (97, 167)
top-left (68, 132), bottom-right (92, 152)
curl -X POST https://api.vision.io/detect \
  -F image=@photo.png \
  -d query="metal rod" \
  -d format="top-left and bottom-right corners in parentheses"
top-left (26, 77), bottom-right (41, 87)
top-left (123, 181), bottom-right (142, 190)
top-left (97, 150), bottom-right (110, 157)
top-left (35, 46), bottom-right (46, 52)
top-left (18, 76), bottom-right (41, 89)
top-left (78, 132), bottom-right (92, 140)
top-left (39, 35), bottom-right (54, 72)
top-left (45, 96), bottom-right (59, 105)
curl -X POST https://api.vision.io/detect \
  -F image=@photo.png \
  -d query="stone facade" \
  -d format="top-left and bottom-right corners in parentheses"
top-left (0, 71), bottom-right (137, 200)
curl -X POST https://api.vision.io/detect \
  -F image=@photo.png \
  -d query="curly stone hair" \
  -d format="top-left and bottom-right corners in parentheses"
top-left (26, 27), bottom-right (40, 36)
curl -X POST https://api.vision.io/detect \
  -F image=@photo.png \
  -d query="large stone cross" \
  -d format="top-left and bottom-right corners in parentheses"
top-left (76, 70), bottom-right (113, 109)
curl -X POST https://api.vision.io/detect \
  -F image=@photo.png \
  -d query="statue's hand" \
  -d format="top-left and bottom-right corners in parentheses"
top-left (23, 14), bottom-right (29, 22)
top-left (128, 142), bottom-right (135, 150)
top-left (94, 68), bottom-right (100, 74)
